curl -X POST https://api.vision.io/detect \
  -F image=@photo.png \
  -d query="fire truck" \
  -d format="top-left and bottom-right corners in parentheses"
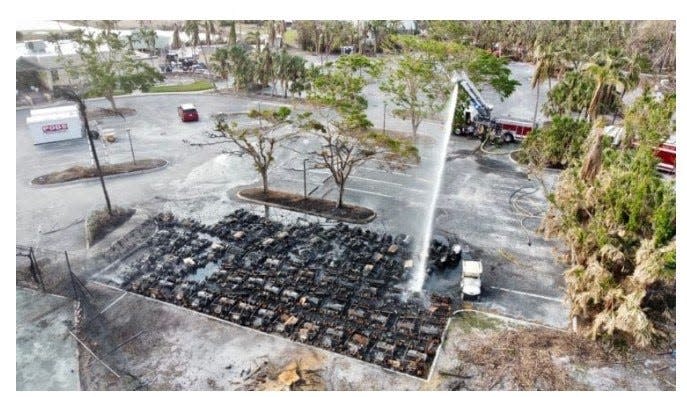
top-left (452, 72), bottom-right (535, 143)
top-left (604, 126), bottom-right (676, 174)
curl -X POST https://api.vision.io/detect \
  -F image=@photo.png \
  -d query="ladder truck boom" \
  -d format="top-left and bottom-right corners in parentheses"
top-left (457, 72), bottom-right (493, 121)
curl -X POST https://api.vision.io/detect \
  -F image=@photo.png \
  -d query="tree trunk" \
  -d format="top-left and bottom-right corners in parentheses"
top-left (337, 181), bottom-right (345, 209)
top-left (412, 117), bottom-right (420, 139)
top-left (261, 169), bottom-right (269, 193)
top-left (532, 84), bottom-right (540, 126)
top-left (201, 46), bottom-right (217, 91)
top-left (106, 94), bottom-right (119, 113)
top-left (612, 88), bottom-right (627, 124)
top-left (149, 46), bottom-right (156, 68)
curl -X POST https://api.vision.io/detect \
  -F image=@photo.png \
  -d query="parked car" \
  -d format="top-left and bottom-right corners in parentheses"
top-left (178, 103), bottom-right (199, 122)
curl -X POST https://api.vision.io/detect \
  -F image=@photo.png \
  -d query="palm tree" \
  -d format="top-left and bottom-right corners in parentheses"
top-left (137, 27), bottom-right (158, 67)
top-left (531, 43), bottom-right (557, 125)
top-left (210, 47), bottom-right (230, 79)
top-left (255, 47), bottom-right (273, 89)
top-left (268, 20), bottom-right (277, 48)
top-left (183, 20), bottom-right (201, 57)
top-left (227, 21), bottom-right (237, 46)
top-left (368, 20), bottom-right (393, 55)
top-left (98, 20), bottom-right (119, 35)
top-left (247, 29), bottom-right (261, 53)
top-left (171, 24), bottom-right (181, 50)
top-left (204, 20), bottom-right (216, 46)
top-left (584, 51), bottom-right (624, 121)
top-left (273, 49), bottom-right (290, 97)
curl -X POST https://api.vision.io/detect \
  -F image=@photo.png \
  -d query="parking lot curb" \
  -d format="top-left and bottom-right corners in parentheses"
top-left (29, 159), bottom-right (170, 189)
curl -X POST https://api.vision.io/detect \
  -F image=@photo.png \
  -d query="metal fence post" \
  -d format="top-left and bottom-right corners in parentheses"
top-left (64, 251), bottom-right (79, 301)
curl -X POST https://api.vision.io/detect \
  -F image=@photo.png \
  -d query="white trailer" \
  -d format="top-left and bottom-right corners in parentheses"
top-left (26, 105), bottom-right (84, 144)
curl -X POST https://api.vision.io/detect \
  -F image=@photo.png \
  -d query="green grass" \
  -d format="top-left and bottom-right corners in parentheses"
top-left (283, 29), bottom-right (298, 47)
top-left (453, 312), bottom-right (503, 333)
top-left (148, 80), bottom-right (214, 93)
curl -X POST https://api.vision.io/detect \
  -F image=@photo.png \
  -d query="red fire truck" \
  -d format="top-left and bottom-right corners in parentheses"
top-left (655, 136), bottom-right (676, 174)
top-left (453, 72), bottom-right (535, 143)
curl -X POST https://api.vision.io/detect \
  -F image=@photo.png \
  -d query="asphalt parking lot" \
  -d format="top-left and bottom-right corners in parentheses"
top-left (16, 63), bottom-right (569, 390)
top-left (16, 81), bottom-right (566, 326)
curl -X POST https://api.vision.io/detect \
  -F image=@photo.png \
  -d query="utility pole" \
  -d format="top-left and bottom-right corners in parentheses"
top-left (63, 89), bottom-right (113, 215)
top-left (126, 128), bottom-right (136, 164)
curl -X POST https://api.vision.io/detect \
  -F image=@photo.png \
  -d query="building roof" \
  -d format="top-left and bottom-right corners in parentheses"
top-left (16, 39), bottom-right (150, 71)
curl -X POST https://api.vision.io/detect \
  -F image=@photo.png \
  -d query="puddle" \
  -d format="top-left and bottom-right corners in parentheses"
top-left (186, 261), bottom-right (221, 282)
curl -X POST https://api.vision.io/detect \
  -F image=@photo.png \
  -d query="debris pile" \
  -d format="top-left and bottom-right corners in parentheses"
top-left (118, 209), bottom-right (454, 378)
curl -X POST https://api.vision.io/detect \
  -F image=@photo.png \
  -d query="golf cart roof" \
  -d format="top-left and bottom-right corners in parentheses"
top-left (463, 260), bottom-right (483, 275)
top-left (180, 103), bottom-right (196, 110)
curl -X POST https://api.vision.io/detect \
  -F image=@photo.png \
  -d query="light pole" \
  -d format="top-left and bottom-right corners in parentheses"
top-left (62, 88), bottom-right (113, 215)
top-left (302, 158), bottom-right (307, 198)
top-left (126, 128), bottom-right (136, 164)
top-left (383, 102), bottom-right (387, 133)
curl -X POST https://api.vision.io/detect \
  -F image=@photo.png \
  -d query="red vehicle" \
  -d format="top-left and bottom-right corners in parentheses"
top-left (178, 103), bottom-right (199, 122)
top-left (605, 127), bottom-right (676, 174)
top-left (655, 136), bottom-right (676, 174)
top-left (493, 118), bottom-right (535, 142)
top-left (453, 117), bottom-right (535, 143)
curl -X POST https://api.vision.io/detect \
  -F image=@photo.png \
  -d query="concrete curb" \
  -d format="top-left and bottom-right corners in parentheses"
top-left (29, 159), bottom-right (170, 189)
top-left (235, 190), bottom-right (377, 224)
top-left (452, 309), bottom-right (569, 331)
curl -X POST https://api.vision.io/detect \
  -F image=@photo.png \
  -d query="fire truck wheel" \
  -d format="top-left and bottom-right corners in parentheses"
top-left (503, 133), bottom-right (514, 143)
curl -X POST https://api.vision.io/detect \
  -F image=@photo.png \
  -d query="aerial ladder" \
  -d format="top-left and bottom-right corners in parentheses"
top-left (456, 71), bottom-right (494, 125)
top-left (453, 72), bottom-right (534, 143)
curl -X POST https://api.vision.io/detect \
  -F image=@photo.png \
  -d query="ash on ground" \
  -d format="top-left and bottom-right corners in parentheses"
top-left (106, 209), bottom-right (454, 378)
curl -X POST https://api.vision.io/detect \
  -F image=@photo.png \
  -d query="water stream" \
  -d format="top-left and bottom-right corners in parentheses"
top-left (409, 81), bottom-right (459, 292)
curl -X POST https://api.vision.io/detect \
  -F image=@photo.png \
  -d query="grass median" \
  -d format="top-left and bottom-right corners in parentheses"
top-left (32, 159), bottom-right (167, 185)
top-left (148, 80), bottom-right (214, 93)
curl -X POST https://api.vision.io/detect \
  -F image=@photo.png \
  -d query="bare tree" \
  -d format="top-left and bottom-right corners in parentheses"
top-left (211, 107), bottom-right (295, 193)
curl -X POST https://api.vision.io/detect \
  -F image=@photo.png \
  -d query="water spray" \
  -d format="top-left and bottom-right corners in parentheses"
top-left (409, 77), bottom-right (460, 292)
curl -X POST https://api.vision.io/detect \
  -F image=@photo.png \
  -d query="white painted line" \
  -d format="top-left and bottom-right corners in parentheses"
top-left (344, 187), bottom-right (394, 198)
top-left (367, 158), bottom-right (418, 168)
top-left (274, 177), bottom-right (308, 185)
top-left (356, 166), bottom-right (413, 177)
top-left (310, 170), bottom-right (406, 187)
top-left (99, 291), bottom-right (128, 314)
top-left (490, 286), bottom-right (564, 303)
top-left (251, 101), bottom-right (293, 108)
top-left (69, 330), bottom-right (120, 378)
top-left (347, 174), bottom-right (404, 187)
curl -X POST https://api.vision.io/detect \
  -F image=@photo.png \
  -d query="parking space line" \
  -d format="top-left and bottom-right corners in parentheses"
top-left (490, 286), bottom-right (564, 303)
top-left (345, 187), bottom-right (394, 198)
top-left (356, 166), bottom-right (413, 177)
top-left (367, 158), bottom-right (418, 168)
top-left (99, 291), bottom-right (128, 314)
top-left (309, 170), bottom-right (405, 187)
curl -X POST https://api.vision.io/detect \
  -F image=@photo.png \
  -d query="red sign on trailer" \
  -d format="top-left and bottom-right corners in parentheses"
top-left (41, 123), bottom-right (69, 134)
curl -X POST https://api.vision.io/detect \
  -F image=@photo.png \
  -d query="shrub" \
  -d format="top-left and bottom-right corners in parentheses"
top-left (86, 206), bottom-right (136, 246)
top-left (521, 116), bottom-right (590, 169)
